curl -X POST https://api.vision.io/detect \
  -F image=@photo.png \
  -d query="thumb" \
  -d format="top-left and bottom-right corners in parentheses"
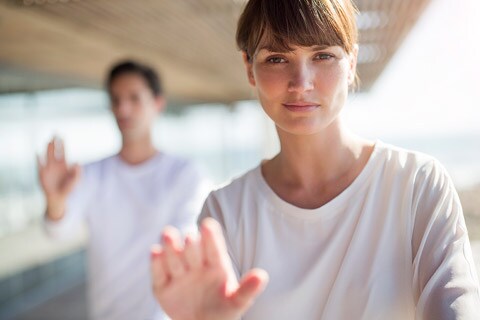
top-left (63, 164), bottom-right (82, 194)
top-left (229, 268), bottom-right (269, 311)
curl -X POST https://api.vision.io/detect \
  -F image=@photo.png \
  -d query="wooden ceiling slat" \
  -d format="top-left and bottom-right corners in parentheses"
top-left (28, 0), bottom-right (240, 89)
top-left (0, 0), bottom-right (433, 102)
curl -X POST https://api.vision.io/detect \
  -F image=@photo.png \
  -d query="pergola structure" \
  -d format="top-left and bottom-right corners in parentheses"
top-left (0, 0), bottom-right (432, 104)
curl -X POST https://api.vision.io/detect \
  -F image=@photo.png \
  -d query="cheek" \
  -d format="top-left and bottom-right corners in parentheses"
top-left (317, 64), bottom-right (349, 97)
top-left (140, 103), bottom-right (158, 120)
top-left (324, 76), bottom-right (349, 114)
top-left (254, 69), bottom-right (286, 99)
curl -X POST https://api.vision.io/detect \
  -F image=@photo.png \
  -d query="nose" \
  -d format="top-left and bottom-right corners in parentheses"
top-left (115, 100), bottom-right (132, 117)
top-left (287, 62), bottom-right (314, 93)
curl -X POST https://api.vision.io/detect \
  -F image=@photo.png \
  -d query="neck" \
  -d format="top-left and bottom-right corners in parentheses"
top-left (269, 120), bottom-right (369, 188)
top-left (119, 134), bottom-right (157, 165)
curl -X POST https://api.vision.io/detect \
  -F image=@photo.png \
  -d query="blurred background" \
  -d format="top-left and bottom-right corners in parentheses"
top-left (0, 0), bottom-right (479, 318)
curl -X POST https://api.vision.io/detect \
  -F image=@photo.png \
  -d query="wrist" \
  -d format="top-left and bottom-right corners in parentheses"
top-left (45, 197), bottom-right (66, 221)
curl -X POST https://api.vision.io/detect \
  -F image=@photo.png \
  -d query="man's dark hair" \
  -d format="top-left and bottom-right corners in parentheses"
top-left (106, 60), bottom-right (162, 96)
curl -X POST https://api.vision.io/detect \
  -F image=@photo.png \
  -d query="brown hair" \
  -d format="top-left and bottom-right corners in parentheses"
top-left (236, 0), bottom-right (358, 61)
top-left (106, 60), bottom-right (162, 97)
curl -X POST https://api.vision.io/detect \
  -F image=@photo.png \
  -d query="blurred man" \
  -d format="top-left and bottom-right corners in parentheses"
top-left (38, 60), bottom-right (209, 320)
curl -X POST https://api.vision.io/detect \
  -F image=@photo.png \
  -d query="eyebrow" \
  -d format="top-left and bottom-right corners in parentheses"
top-left (257, 45), bottom-right (288, 53)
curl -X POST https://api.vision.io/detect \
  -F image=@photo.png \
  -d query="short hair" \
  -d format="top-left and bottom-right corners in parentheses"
top-left (236, 0), bottom-right (358, 61)
top-left (106, 60), bottom-right (162, 96)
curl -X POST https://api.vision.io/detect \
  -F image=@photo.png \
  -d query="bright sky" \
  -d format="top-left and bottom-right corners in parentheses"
top-left (344, 0), bottom-right (480, 138)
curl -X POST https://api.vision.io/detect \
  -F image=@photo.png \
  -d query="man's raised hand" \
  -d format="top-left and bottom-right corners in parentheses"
top-left (37, 137), bottom-right (81, 220)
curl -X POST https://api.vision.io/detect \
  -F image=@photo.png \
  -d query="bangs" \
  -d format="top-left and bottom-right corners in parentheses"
top-left (237, 0), bottom-right (358, 60)
top-left (254, 21), bottom-right (342, 55)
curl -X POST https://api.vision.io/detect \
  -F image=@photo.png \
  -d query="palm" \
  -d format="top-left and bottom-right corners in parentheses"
top-left (40, 158), bottom-right (69, 195)
top-left (38, 138), bottom-right (80, 200)
top-left (159, 265), bottom-right (240, 319)
top-left (151, 218), bottom-right (268, 320)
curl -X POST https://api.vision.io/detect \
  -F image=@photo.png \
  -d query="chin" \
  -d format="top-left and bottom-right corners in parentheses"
top-left (277, 125), bottom-right (325, 137)
top-left (277, 117), bottom-right (331, 136)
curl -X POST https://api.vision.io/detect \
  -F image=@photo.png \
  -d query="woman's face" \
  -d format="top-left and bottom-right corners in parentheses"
top-left (245, 44), bottom-right (357, 136)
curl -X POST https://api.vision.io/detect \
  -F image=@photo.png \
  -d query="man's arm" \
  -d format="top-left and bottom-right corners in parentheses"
top-left (38, 137), bottom-right (82, 237)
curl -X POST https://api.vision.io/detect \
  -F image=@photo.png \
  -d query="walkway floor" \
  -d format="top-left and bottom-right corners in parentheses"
top-left (13, 283), bottom-right (87, 320)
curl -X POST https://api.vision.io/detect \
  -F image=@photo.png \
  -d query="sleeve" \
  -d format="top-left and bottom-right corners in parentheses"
top-left (411, 160), bottom-right (480, 320)
top-left (169, 163), bottom-right (212, 235)
top-left (43, 163), bottom-right (97, 240)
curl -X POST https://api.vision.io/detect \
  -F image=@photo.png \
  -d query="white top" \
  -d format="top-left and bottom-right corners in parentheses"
top-left (200, 141), bottom-right (480, 320)
top-left (45, 153), bottom-right (210, 320)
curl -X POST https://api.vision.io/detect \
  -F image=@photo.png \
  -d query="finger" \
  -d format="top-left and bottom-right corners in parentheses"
top-left (46, 140), bottom-right (55, 165)
top-left (64, 164), bottom-right (81, 194)
top-left (200, 218), bottom-right (228, 267)
top-left (229, 268), bottom-right (269, 310)
top-left (72, 164), bottom-right (82, 181)
top-left (184, 233), bottom-right (202, 270)
top-left (162, 227), bottom-right (187, 278)
top-left (151, 244), bottom-right (169, 292)
top-left (53, 137), bottom-right (65, 162)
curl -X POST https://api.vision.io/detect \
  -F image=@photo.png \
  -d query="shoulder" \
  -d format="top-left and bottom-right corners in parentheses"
top-left (211, 166), bottom-right (259, 201)
top-left (374, 141), bottom-right (449, 186)
top-left (82, 154), bottom-right (117, 168)
top-left (156, 153), bottom-right (198, 172)
top-left (376, 142), bottom-right (458, 218)
top-left (80, 154), bottom-right (118, 179)
top-left (199, 166), bottom-right (259, 238)
top-left (376, 141), bottom-right (437, 172)
top-left (151, 154), bottom-right (211, 197)
top-left (202, 166), bottom-right (260, 221)
top-left (158, 153), bottom-right (207, 182)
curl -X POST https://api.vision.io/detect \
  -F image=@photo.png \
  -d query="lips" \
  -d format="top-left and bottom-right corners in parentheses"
top-left (282, 102), bottom-right (320, 112)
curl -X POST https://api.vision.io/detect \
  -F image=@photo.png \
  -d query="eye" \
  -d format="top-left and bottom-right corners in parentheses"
top-left (314, 53), bottom-right (335, 61)
top-left (266, 56), bottom-right (287, 64)
top-left (130, 94), bottom-right (140, 103)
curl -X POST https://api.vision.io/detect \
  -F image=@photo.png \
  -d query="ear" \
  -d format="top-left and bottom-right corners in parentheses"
top-left (154, 96), bottom-right (166, 113)
top-left (242, 51), bottom-right (256, 87)
top-left (347, 44), bottom-right (359, 86)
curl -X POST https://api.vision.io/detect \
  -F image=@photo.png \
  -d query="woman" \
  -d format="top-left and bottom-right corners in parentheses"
top-left (151, 0), bottom-right (480, 319)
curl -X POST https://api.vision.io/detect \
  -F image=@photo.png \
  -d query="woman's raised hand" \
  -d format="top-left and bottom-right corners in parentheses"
top-left (151, 218), bottom-right (268, 320)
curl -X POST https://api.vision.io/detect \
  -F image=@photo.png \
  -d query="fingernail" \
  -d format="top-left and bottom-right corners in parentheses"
top-left (151, 244), bottom-right (162, 258)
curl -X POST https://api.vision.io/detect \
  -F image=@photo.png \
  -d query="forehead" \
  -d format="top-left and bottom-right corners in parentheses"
top-left (109, 73), bottom-right (150, 93)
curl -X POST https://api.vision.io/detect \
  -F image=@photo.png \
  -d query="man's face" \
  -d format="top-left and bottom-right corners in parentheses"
top-left (109, 73), bottom-right (164, 140)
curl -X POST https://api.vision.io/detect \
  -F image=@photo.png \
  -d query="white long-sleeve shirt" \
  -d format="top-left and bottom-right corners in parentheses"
top-left (200, 141), bottom-right (480, 319)
top-left (45, 153), bottom-right (210, 320)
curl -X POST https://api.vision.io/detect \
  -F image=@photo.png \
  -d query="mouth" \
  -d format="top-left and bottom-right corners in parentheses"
top-left (282, 102), bottom-right (320, 112)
